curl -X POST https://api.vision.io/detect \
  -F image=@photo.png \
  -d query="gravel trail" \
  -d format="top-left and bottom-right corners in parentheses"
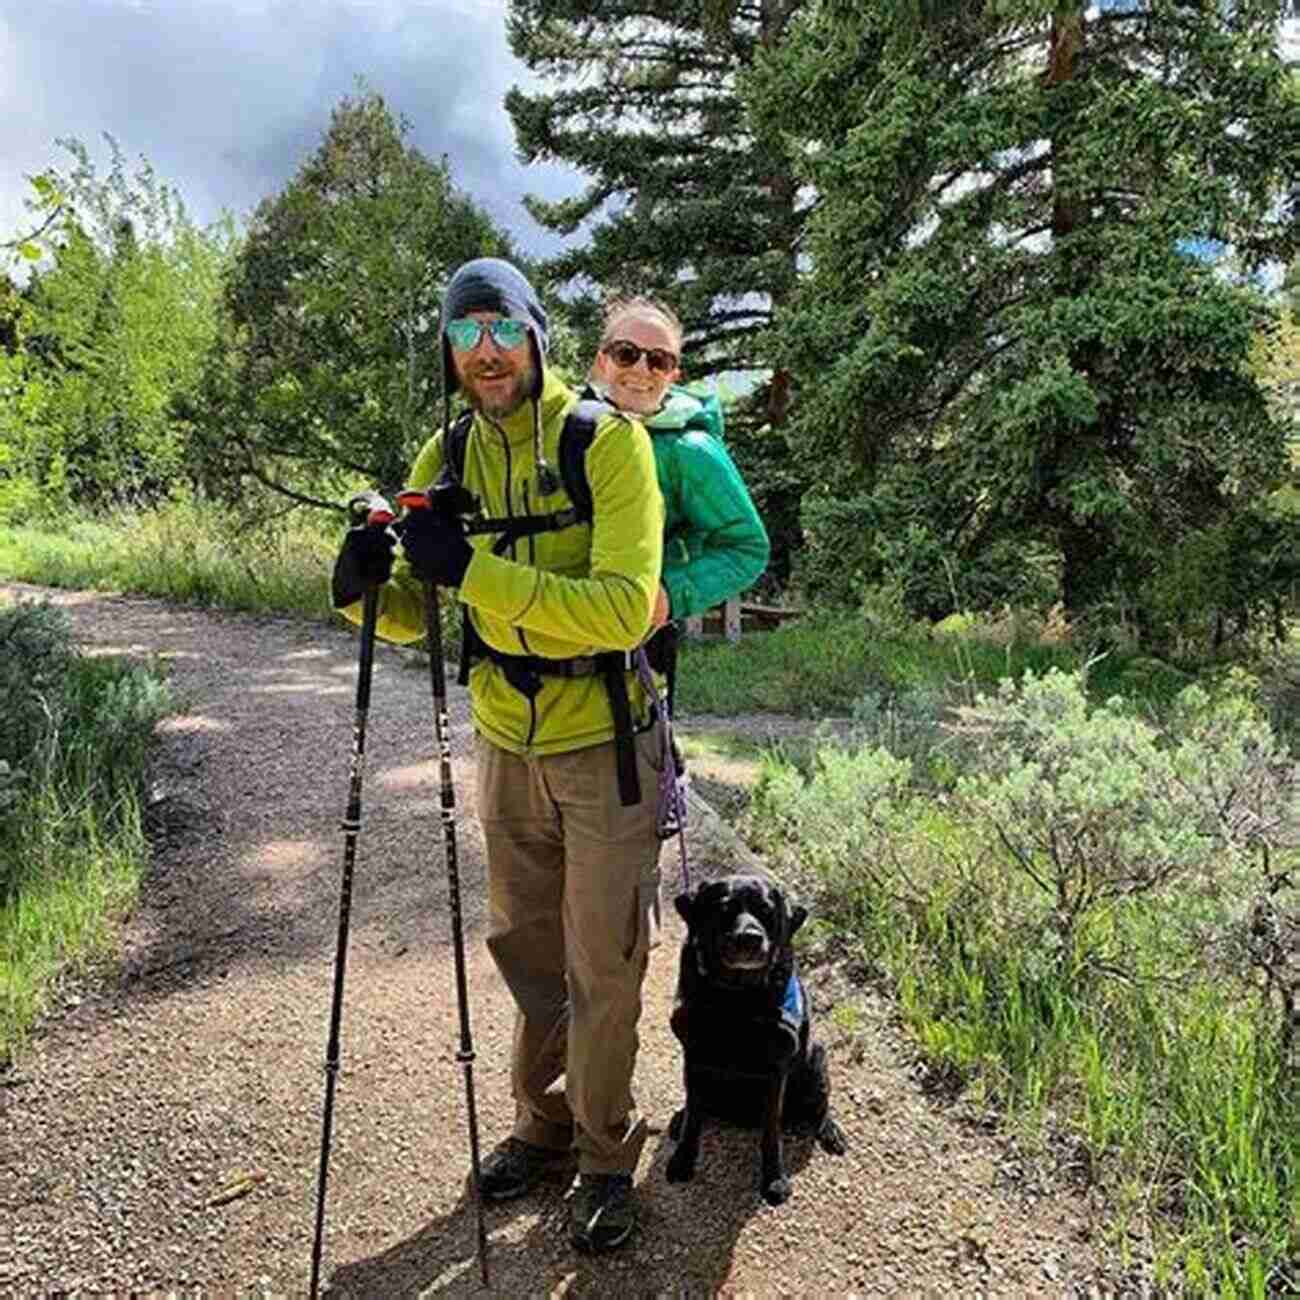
top-left (0, 583), bottom-right (1125, 1297)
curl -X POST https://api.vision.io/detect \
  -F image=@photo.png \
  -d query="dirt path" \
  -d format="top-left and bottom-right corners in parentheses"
top-left (0, 583), bottom-right (1123, 1297)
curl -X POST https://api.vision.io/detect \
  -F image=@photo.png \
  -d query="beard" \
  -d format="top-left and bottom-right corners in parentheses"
top-left (460, 357), bottom-right (537, 420)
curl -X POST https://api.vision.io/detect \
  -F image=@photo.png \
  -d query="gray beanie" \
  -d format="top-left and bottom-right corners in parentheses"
top-left (440, 258), bottom-right (548, 400)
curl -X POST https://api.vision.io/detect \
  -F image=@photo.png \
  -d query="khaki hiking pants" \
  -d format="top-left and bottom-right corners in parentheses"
top-left (475, 731), bottom-right (662, 1177)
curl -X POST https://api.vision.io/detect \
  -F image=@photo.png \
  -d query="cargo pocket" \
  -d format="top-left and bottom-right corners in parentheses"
top-left (634, 726), bottom-right (665, 774)
top-left (622, 871), bottom-right (662, 963)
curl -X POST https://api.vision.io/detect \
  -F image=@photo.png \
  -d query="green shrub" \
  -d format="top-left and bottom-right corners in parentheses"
top-left (0, 600), bottom-right (78, 765)
top-left (1137, 506), bottom-right (1300, 659)
top-left (748, 666), bottom-right (1300, 1289)
top-left (0, 596), bottom-right (170, 1057)
top-left (948, 670), bottom-right (1291, 962)
top-left (1257, 639), bottom-right (1300, 755)
top-left (791, 493), bottom-right (881, 608)
top-left (0, 760), bottom-right (25, 814)
top-left (847, 685), bottom-right (958, 787)
top-left (0, 473), bottom-right (45, 526)
top-left (793, 488), bottom-right (1060, 618)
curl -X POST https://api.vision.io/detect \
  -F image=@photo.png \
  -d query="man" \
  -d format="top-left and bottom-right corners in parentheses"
top-left (332, 258), bottom-right (665, 1253)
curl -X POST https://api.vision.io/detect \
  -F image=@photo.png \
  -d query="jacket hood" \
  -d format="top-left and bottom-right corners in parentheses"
top-left (645, 387), bottom-right (705, 432)
top-left (585, 383), bottom-right (725, 441)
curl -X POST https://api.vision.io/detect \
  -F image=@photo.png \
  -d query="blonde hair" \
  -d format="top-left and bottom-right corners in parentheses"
top-left (599, 295), bottom-right (683, 350)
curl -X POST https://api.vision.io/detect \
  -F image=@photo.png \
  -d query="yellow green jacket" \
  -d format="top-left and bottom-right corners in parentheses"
top-left (339, 370), bottom-right (664, 755)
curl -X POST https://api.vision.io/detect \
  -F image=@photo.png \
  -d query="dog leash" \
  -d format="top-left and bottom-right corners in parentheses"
top-left (633, 646), bottom-right (691, 894)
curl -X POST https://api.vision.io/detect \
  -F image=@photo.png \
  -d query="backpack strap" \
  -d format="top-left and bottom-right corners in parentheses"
top-left (556, 398), bottom-right (610, 524)
top-left (443, 407), bottom-right (475, 483)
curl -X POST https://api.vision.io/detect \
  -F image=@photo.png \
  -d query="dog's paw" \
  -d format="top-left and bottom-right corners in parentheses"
top-left (761, 1173), bottom-right (792, 1206)
top-left (668, 1108), bottom-right (686, 1142)
top-left (665, 1146), bottom-right (697, 1184)
top-left (818, 1116), bottom-right (849, 1156)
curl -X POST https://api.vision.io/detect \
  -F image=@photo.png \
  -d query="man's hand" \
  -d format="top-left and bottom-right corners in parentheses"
top-left (332, 510), bottom-right (397, 608)
top-left (400, 505), bottom-right (473, 588)
top-left (652, 584), bottom-right (671, 628)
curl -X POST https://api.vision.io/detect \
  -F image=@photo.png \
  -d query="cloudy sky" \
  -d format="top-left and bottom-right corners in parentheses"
top-left (0, 0), bottom-right (586, 258)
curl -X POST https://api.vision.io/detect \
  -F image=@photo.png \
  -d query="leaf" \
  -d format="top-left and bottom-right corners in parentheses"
top-left (205, 1168), bottom-right (267, 1207)
top-left (30, 174), bottom-right (60, 206)
top-left (17, 242), bottom-right (41, 261)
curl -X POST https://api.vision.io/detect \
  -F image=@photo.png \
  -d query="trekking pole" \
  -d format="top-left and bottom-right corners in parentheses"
top-left (309, 493), bottom-right (394, 1297)
top-left (396, 487), bottom-right (490, 1287)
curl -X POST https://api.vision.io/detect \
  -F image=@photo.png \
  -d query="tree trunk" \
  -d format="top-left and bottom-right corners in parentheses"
top-left (1050, 5), bottom-right (1098, 619)
top-left (761, 0), bottom-right (802, 427)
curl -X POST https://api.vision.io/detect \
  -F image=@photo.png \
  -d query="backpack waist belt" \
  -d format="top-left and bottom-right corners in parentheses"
top-left (458, 621), bottom-right (642, 808)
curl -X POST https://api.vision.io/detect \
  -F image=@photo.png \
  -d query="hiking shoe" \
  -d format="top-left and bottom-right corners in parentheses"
top-left (478, 1138), bottom-right (573, 1201)
top-left (569, 1172), bottom-right (636, 1252)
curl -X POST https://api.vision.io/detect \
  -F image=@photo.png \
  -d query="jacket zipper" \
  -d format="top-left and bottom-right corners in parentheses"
top-left (489, 416), bottom-right (538, 750)
top-left (518, 475), bottom-right (541, 748)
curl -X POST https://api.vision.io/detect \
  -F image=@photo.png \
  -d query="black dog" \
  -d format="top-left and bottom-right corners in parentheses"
top-left (665, 874), bottom-right (848, 1205)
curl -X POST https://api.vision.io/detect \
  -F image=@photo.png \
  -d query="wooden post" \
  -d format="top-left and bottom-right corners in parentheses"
top-left (724, 598), bottom-right (742, 643)
top-left (684, 615), bottom-right (704, 638)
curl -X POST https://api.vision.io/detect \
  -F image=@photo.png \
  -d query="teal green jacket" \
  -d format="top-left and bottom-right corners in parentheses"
top-left (588, 383), bottom-right (769, 619)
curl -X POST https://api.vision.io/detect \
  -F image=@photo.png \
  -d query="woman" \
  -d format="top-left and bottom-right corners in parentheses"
top-left (586, 296), bottom-right (769, 633)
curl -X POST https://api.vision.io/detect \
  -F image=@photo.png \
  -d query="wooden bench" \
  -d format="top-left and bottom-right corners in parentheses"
top-left (682, 599), bottom-right (805, 642)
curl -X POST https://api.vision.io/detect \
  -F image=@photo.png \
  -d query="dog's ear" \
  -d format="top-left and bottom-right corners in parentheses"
top-left (787, 904), bottom-right (808, 940)
top-left (674, 891), bottom-right (695, 925)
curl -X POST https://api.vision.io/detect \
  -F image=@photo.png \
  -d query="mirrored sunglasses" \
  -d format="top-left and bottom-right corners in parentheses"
top-left (446, 317), bottom-right (530, 352)
top-left (603, 339), bottom-right (678, 374)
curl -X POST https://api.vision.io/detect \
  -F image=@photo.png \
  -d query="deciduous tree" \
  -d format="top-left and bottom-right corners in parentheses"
top-left (195, 87), bottom-right (515, 507)
top-left (0, 139), bottom-right (230, 515)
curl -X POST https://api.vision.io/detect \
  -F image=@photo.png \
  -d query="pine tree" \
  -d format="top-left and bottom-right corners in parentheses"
top-left (508, 0), bottom-right (805, 371)
top-left (749, 0), bottom-right (1300, 634)
top-left (507, 1), bottom-right (810, 582)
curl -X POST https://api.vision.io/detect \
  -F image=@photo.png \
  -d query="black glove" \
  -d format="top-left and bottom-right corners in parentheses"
top-left (332, 515), bottom-right (397, 608)
top-left (400, 504), bottom-right (473, 588)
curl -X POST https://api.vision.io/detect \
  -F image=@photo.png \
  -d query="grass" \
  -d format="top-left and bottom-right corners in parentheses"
top-left (0, 499), bottom-right (338, 618)
top-left (0, 500), bottom-right (478, 662)
top-left (1, 795), bottom-right (147, 1055)
top-left (673, 606), bottom-right (1199, 720)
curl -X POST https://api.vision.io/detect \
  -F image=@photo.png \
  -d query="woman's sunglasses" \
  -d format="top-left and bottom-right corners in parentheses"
top-left (446, 317), bottom-right (530, 352)
top-left (602, 339), bottom-right (678, 375)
